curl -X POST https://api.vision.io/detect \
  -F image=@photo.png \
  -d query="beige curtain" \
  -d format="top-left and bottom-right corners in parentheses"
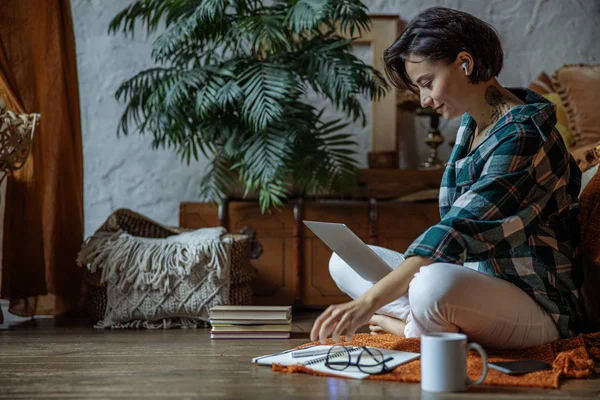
top-left (0, 0), bottom-right (84, 317)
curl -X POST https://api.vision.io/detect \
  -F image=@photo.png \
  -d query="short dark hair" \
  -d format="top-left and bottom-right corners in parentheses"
top-left (383, 7), bottom-right (504, 93)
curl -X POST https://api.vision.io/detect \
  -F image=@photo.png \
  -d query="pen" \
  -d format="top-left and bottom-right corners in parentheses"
top-left (291, 346), bottom-right (358, 359)
top-left (290, 348), bottom-right (331, 358)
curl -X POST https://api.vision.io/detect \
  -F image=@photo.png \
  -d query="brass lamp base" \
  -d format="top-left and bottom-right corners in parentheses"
top-left (416, 107), bottom-right (445, 170)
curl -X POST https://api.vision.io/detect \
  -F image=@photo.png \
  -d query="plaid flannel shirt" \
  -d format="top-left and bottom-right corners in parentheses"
top-left (404, 88), bottom-right (586, 337)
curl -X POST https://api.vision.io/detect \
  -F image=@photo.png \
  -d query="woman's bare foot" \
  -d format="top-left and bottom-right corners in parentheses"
top-left (368, 314), bottom-right (406, 337)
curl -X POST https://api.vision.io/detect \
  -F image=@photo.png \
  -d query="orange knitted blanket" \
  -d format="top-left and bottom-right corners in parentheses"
top-left (272, 332), bottom-right (600, 389)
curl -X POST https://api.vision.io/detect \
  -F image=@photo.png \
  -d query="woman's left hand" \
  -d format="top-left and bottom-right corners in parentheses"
top-left (310, 297), bottom-right (377, 344)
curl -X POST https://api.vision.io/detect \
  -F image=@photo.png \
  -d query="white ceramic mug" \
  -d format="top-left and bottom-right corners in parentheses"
top-left (420, 332), bottom-right (488, 393)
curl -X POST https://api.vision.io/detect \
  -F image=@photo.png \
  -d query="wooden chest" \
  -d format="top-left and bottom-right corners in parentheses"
top-left (180, 198), bottom-right (439, 309)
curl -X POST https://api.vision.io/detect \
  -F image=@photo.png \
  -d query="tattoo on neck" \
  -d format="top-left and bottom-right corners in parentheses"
top-left (478, 86), bottom-right (509, 135)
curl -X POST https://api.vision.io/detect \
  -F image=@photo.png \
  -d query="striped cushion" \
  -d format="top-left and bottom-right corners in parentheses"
top-left (528, 72), bottom-right (575, 148)
top-left (552, 64), bottom-right (600, 172)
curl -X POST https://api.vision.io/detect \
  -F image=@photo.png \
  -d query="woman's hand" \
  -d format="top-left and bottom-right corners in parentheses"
top-left (310, 297), bottom-right (377, 344)
top-left (310, 255), bottom-right (433, 344)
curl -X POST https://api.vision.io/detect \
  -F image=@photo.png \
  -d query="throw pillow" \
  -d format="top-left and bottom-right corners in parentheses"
top-left (543, 92), bottom-right (576, 148)
top-left (552, 64), bottom-right (600, 172)
top-left (528, 72), bottom-right (575, 148)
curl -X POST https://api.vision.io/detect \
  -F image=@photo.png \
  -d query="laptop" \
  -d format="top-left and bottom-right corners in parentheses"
top-left (303, 220), bottom-right (394, 283)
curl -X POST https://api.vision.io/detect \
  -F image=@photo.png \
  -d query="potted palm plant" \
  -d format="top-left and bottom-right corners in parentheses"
top-left (109, 0), bottom-right (389, 212)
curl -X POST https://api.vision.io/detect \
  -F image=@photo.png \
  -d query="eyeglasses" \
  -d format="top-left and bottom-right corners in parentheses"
top-left (325, 345), bottom-right (393, 375)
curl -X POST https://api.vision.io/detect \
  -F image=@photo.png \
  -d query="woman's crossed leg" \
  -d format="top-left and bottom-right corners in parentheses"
top-left (328, 245), bottom-right (560, 349)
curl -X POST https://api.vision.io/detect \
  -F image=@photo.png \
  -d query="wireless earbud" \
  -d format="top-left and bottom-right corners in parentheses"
top-left (462, 62), bottom-right (469, 75)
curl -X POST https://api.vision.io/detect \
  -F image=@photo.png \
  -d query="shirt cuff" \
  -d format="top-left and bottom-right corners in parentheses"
top-left (404, 225), bottom-right (468, 265)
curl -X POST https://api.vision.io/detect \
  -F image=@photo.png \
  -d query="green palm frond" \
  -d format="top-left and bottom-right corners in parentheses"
top-left (326, 0), bottom-right (370, 36)
top-left (162, 68), bottom-right (209, 106)
top-left (199, 149), bottom-right (237, 203)
top-left (285, 0), bottom-right (327, 34)
top-left (215, 80), bottom-right (244, 108)
top-left (239, 63), bottom-right (297, 132)
top-left (320, 130), bottom-right (360, 192)
top-left (194, 75), bottom-right (224, 117)
top-left (295, 37), bottom-right (385, 124)
top-left (235, 127), bottom-right (294, 209)
top-left (110, 0), bottom-right (390, 212)
top-left (285, 0), bottom-right (369, 37)
top-left (115, 67), bottom-right (178, 136)
top-left (235, 13), bottom-right (290, 55)
top-left (109, 0), bottom-right (203, 37)
top-left (292, 115), bottom-right (359, 196)
top-left (151, 0), bottom-right (229, 63)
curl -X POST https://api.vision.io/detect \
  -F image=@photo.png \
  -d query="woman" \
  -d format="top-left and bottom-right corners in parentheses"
top-left (311, 7), bottom-right (586, 349)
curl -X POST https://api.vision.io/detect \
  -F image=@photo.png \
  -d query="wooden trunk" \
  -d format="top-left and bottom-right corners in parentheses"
top-left (180, 205), bottom-right (439, 308)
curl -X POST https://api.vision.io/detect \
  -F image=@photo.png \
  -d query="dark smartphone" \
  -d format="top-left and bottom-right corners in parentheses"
top-left (488, 360), bottom-right (552, 375)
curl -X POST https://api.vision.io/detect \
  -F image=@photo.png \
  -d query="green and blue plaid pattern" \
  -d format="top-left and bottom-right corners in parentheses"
top-left (404, 88), bottom-right (585, 337)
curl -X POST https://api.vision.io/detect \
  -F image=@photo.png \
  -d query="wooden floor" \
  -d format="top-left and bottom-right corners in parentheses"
top-left (1, 310), bottom-right (599, 399)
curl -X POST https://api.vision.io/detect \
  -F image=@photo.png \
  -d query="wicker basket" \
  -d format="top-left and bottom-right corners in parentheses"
top-left (81, 209), bottom-right (257, 322)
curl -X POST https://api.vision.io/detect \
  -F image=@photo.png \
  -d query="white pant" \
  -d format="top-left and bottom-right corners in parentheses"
top-left (329, 245), bottom-right (560, 349)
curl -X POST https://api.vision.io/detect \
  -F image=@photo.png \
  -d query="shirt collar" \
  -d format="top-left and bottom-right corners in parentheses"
top-left (458, 87), bottom-right (557, 147)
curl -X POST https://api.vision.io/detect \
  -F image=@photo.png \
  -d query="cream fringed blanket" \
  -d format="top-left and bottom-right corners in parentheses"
top-left (77, 227), bottom-right (233, 329)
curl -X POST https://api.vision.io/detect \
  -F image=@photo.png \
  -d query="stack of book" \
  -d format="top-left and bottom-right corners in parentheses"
top-left (209, 305), bottom-right (292, 340)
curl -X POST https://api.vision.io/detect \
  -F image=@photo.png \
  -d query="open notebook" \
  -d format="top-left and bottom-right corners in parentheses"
top-left (252, 345), bottom-right (420, 380)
